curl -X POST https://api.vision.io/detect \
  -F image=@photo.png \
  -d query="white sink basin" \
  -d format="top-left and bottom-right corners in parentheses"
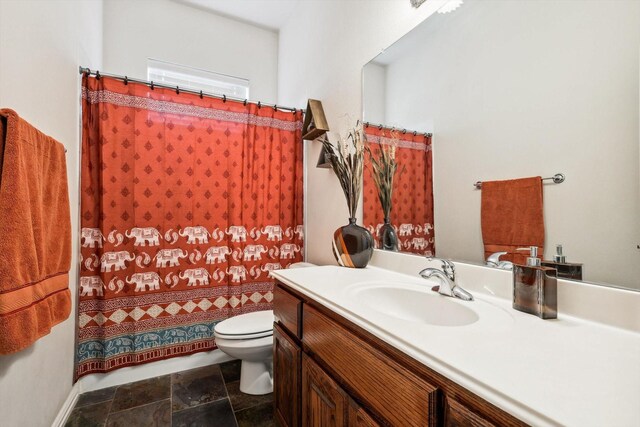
top-left (345, 281), bottom-right (513, 327)
top-left (348, 283), bottom-right (478, 326)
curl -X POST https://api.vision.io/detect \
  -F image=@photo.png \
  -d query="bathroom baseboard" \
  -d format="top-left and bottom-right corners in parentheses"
top-left (78, 349), bottom-right (234, 393)
top-left (51, 382), bottom-right (80, 427)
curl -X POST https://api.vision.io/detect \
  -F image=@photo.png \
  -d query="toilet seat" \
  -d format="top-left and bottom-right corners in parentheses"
top-left (215, 330), bottom-right (273, 340)
top-left (214, 310), bottom-right (274, 341)
top-left (215, 334), bottom-right (273, 349)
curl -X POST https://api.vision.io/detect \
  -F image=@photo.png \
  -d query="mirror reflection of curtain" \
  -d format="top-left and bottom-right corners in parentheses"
top-left (363, 126), bottom-right (435, 255)
top-left (77, 75), bottom-right (304, 379)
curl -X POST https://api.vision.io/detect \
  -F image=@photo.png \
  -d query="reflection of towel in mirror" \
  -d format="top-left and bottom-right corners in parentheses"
top-left (481, 177), bottom-right (544, 266)
top-left (0, 109), bottom-right (72, 355)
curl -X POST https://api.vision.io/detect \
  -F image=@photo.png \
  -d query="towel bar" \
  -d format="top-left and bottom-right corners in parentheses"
top-left (474, 173), bottom-right (564, 189)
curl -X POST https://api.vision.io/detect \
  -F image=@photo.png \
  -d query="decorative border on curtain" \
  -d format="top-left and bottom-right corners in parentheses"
top-left (81, 88), bottom-right (302, 132)
top-left (363, 126), bottom-right (435, 256)
top-left (77, 75), bottom-right (304, 379)
top-left (366, 134), bottom-right (432, 152)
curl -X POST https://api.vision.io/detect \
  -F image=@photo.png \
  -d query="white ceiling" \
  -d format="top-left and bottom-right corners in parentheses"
top-left (174, 0), bottom-right (300, 31)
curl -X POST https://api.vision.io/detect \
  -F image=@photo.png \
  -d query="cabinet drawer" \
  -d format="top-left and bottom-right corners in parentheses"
top-left (444, 397), bottom-right (496, 427)
top-left (274, 284), bottom-right (302, 338)
top-left (303, 306), bottom-right (439, 427)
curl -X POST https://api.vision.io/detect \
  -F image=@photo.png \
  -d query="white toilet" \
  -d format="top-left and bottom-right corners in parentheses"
top-left (214, 262), bottom-right (314, 395)
top-left (214, 310), bottom-right (275, 395)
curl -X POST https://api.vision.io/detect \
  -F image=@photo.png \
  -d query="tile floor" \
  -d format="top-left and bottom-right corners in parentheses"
top-left (65, 360), bottom-right (274, 427)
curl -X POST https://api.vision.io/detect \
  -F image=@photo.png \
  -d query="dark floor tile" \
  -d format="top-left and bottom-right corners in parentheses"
top-left (235, 402), bottom-right (274, 427)
top-left (172, 398), bottom-right (238, 427)
top-left (220, 360), bottom-right (241, 384)
top-left (110, 375), bottom-right (171, 413)
top-left (171, 364), bottom-right (228, 411)
top-left (226, 380), bottom-right (273, 412)
top-left (106, 399), bottom-right (171, 427)
top-left (75, 386), bottom-right (118, 408)
top-left (65, 400), bottom-right (111, 427)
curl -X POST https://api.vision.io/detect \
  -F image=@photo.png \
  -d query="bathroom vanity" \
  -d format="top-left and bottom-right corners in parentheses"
top-left (271, 265), bottom-right (640, 427)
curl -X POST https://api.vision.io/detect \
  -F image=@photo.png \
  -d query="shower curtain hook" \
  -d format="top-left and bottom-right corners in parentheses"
top-left (95, 70), bottom-right (101, 80)
top-left (402, 129), bottom-right (406, 134)
top-left (150, 81), bottom-right (154, 90)
top-left (85, 68), bottom-right (90, 77)
top-left (258, 101), bottom-right (261, 109)
top-left (413, 131), bottom-right (417, 136)
top-left (123, 76), bottom-right (128, 85)
top-left (273, 104), bottom-right (277, 111)
top-left (223, 95), bottom-right (226, 103)
top-left (199, 90), bottom-right (203, 99)
top-left (243, 99), bottom-right (247, 106)
top-left (176, 86), bottom-right (180, 94)
top-left (292, 108), bottom-right (296, 115)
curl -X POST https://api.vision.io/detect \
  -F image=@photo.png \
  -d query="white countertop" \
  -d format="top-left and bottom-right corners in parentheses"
top-left (271, 265), bottom-right (640, 427)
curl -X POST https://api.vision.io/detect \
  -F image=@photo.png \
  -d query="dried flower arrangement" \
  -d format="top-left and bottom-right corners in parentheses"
top-left (320, 122), bottom-right (365, 219)
top-left (366, 130), bottom-right (405, 219)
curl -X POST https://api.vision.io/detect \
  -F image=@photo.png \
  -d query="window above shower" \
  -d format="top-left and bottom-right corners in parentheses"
top-left (147, 58), bottom-right (250, 99)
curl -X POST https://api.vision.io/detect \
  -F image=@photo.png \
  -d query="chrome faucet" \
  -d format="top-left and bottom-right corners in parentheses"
top-left (486, 251), bottom-right (513, 270)
top-left (419, 257), bottom-right (474, 301)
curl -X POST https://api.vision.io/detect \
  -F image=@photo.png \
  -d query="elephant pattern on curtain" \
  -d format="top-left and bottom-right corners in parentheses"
top-left (77, 75), bottom-right (303, 378)
top-left (363, 126), bottom-right (435, 256)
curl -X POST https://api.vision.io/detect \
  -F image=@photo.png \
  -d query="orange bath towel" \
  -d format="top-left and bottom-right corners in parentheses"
top-left (481, 177), bottom-right (544, 266)
top-left (0, 109), bottom-right (71, 355)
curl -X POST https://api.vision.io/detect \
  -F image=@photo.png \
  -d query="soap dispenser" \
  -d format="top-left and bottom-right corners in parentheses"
top-left (541, 244), bottom-right (583, 280)
top-left (513, 246), bottom-right (557, 319)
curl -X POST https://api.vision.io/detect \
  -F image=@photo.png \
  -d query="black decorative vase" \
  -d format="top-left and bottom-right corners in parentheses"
top-left (332, 218), bottom-right (374, 268)
top-left (378, 218), bottom-right (399, 251)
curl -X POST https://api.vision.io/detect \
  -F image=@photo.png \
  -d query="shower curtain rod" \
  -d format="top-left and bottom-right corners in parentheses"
top-left (363, 121), bottom-right (433, 137)
top-left (78, 67), bottom-right (303, 113)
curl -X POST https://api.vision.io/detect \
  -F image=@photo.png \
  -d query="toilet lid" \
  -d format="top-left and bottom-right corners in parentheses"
top-left (214, 310), bottom-right (274, 339)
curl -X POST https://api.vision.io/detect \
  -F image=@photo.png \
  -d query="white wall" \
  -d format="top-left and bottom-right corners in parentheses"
top-left (0, 1), bottom-right (103, 426)
top-left (103, 0), bottom-right (279, 103)
top-left (278, 0), bottom-right (448, 266)
top-left (380, 0), bottom-right (640, 289)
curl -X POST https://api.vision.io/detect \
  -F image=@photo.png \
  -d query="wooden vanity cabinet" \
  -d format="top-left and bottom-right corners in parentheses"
top-left (273, 283), bottom-right (526, 427)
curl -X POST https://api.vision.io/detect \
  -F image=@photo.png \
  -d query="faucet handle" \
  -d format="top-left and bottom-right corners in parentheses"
top-left (426, 256), bottom-right (455, 278)
top-left (487, 251), bottom-right (508, 264)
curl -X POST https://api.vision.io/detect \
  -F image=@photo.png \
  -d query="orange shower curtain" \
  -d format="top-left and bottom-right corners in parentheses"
top-left (77, 75), bottom-right (303, 378)
top-left (363, 126), bottom-right (435, 256)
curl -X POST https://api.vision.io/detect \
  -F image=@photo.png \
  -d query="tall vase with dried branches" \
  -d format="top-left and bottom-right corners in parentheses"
top-left (366, 133), bottom-right (404, 251)
top-left (321, 122), bottom-right (374, 268)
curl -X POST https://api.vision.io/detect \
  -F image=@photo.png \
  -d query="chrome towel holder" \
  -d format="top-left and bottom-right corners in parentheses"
top-left (474, 173), bottom-right (565, 189)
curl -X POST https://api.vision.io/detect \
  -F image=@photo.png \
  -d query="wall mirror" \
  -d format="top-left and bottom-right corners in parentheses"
top-left (362, 0), bottom-right (639, 290)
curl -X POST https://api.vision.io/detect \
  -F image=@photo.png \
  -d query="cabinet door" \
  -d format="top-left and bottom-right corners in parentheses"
top-left (302, 354), bottom-right (348, 427)
top-left (347, 401), bottom-right (380, 427)
top-left (274, 324), bottom-right (301, 427)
